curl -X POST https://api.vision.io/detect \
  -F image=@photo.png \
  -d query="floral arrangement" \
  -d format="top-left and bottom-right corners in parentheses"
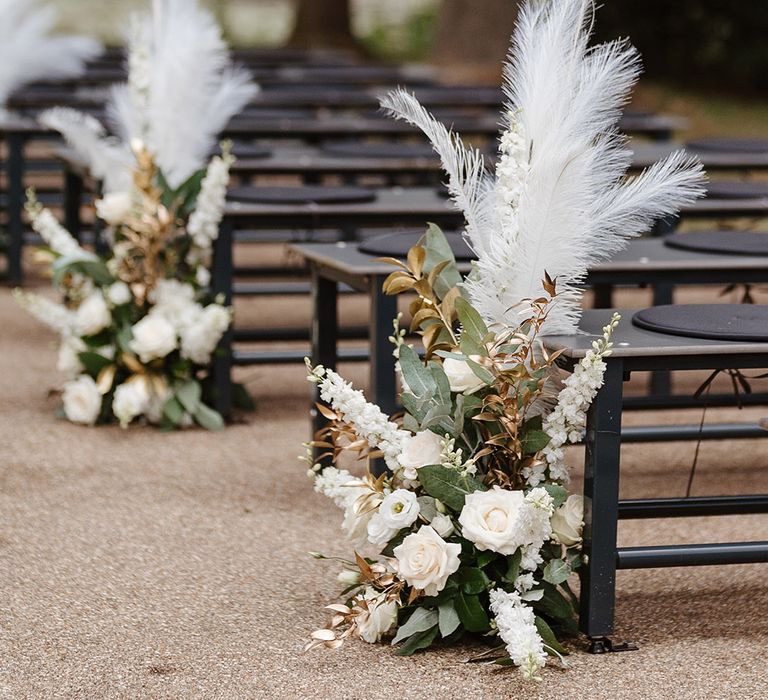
top-left (15, 0), bottom-right (257, 429)
top-left (302, 0), bottom-right (705, 680)
top-left (16, 142), bottom-right (236, 429)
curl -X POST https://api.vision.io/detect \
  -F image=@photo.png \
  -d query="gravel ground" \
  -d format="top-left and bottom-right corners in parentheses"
top-left (1, 273), bottom-right (767, 699)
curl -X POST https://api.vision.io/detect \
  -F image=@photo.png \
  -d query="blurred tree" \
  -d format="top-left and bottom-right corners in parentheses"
top-left (595, 1), bottom-right (768, 94)
top-left (288, 0), bottom-right (361, 53)
top-left (429, 0), bottom-right (520, 83)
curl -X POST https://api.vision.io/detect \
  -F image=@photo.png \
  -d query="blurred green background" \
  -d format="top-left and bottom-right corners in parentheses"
top-left (51, 0), bottom-right (768, 138)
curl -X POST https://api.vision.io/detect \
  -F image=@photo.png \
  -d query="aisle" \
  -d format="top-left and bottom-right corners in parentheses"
top-left (1, 284), bottom-right (767, 699)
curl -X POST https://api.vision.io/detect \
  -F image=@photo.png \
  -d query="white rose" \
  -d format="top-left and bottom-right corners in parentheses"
top-left (106, 281), bottom-right (132, 306)
top-left (61, 375), bottom-right (102, 425)
top-left (459, 486), bottom-right (529, 555)
top-left (366, 489), bottom-right (420, 546)
top-left (75, 291), bottom-right (111, 336)
top-left (355, 588), bottom-right (398, 643)
top-left (129, 313), bottom-right (177, 362)
top-left (430, 512), bottom-right (455, 538)
top-left (57, 335), bottom-right (85, 376)
top-left (95, 191), bottom-right (132, 225)
top-left (393, 525), bottom-right (461, 596)
top-left (443, 357), bottom-right (485, 393)
top-left (397, 430), bottom-right (443, 472)
top-left (180, 304), bottom-right (231, 365)
top-left (112, 377), bottom-right (151, 428)
top-left (551, 495), bottom-right (584, 547)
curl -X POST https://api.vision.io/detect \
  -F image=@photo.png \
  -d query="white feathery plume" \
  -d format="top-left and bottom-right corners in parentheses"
top-left (381, 0), bottom-right (705, 335)
top-left (379, 89), bottom-right (495, 249)
top-left (0, 0), bottom-right (102, 111)
top-left (110, 0), bottom-right (258, 188)
top-left (43, 0), bottom-right (257, 192)
top-left (38, 108), bottom-right (133, 193)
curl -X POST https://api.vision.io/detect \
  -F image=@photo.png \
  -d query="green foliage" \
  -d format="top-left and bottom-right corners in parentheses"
top-left (417, 465), bottom-right (487, 512)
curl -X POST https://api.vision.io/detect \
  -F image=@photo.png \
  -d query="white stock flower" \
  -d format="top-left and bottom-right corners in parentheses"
top-left (112, 377), bottom-right (151, 428)
top-left (459, 486), bottom-right (552, 557)
top-left (74, 292), bottom-right (111, 336)
top-left (129, 313), bottom-right (177, 362)
top-left (489, 588), bottom-right (546, 681)
top-left (62, 375), bottom-right (102, 425)
top-left (95, 191), bottom-right (132, 225)
top-left (354, 588), bottom-right (398, 643)
top-left (14, 290), bottom-right (74, 334)
top-left (106, 281), bottom-right (132, 306)
top-left (366, 489), bottom-right (420, 546)
top-left (195, 266), bottom-right (211, 288)
top-left (26, 198), bottom-right (92, 259)
top-left (430, 512), bottom-right (455, 538)
top-left (310, 366), bottom-right (409, 471)
top-left (57, 336), bottom-right (85, 376)
top-left (313, 467), bottom-right (361, 509)
top-left (393, 525), bottom-right (461, 596)
top-left (551, 494), bottom-right (584, 547)
top-left (443, 357), bottom-right (485, 393)
top-left (179, 304), bottom-right (231, 365)
top-left (187, 150), bottom-right (234, 249)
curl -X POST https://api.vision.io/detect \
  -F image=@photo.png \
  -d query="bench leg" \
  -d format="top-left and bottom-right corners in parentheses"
top-left (213, 217), bottom-right (234, 418)
top-left (311, 269), bottom-right (338, 463)
top-left (6, 132), bottom-right (25, 285)
top-left (369, 274), bottom-right (397, 476)
top-left (580, 359), bottom-right (624, 642)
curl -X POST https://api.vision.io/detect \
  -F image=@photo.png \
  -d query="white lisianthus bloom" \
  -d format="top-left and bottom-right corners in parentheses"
top-left (397, 430), bottom-right (443, 481)
top-left (112, 377), bottom-right (151, 428)
top-left (179, 304), bottom-right (230, 364)
top-left (443, 357), bottom-right (486, 393)
top-left (354, 588), bottom-right (398, 643)
top-left (106, 281), bottom-right (132, 306)
top-left (74, 292), bottom-right (111, 336)
top-left (95, 191), bottom-right (132, 225)
top-left (430, 512), bottom-right (455, 538)
top-left (61, 375), bottom-right (102, 425)
top-left (393, 525), bottom-right (461, 596)
top-left (459, 486), bottom-right (527, 555)
top-left (129, 313), bottom-right (177, 362)
top-left (57, 336), bottom-right (86, 376)
top-left (366, 489), bottom-right (420, 546)
top-left (550, 494), bottom-right (584, 547)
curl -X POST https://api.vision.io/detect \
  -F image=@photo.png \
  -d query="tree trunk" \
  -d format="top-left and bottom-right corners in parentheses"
top-left (288, 0), bottom-right (361, 54)
top-left (429, 0), bottom-right (521, 84)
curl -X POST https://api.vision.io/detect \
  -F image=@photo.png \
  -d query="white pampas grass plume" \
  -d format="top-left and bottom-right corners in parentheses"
top-left (381, 0), bottom-right (705, 335)
top-left (109, 0), bottom-right (258, 188)
top-left (38, 108), bottom-right (133, 193)
top-left (0, 0), bottom-right (102, 110)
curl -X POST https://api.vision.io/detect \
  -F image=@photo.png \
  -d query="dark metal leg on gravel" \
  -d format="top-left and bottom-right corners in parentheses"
top-left (580, 359), bottom-right (629, 648)
top-left (213, 217), bottom-right (234, 418)
top-left (310, 270), bottom-right (338, 464)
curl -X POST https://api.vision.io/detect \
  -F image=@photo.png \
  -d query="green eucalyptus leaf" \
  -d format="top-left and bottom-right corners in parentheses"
top-left (391, 607), bottom-right (438, 645)
top-left (194, 403), bottom-right (225, 431)
top-left (77, 351), bottom-right (112, 377)
top-left (394, 625), bottom-right (439, 656)
top-left (177, 380), bottom-right (202, 413)
top-left (162, 396), bottom-right (184, 425)
top-left (418, 464), bottom-right (487, 512)
top-left (399, 344), bottom-right (436, 399)
top-left (455, 296), bottom-right (488, 343)
top-left (543, 558), bottom-right (571, 586)
top-left (437, 602), bottom-right (461, 638)
top-left (416, 496), bottom-right (438, 521)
